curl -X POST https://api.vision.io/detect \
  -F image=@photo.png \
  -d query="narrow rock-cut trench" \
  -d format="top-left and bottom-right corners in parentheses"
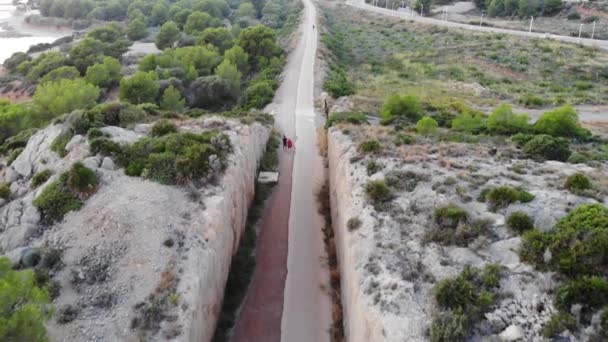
top-left (226, 0), bottom-right (336, 340)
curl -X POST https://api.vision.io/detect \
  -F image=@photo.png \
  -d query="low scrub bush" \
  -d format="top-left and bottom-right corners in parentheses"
top-left (50, 131), bottom-right (73, 158)
top-left (393, 133), bottom-right (415, 146)
top-left (385, 170), bottom-right (422, 192)
top-left (364, 180), bottom-right (392, 204)
top-left (451, 112), bottom-right (486, 134)
top-left (6, 147), bottom-right (24, 165)
top-left (507, 211), bottom-right (534, 234)
top-left (433, 204), bottom-right (469, 229)
top-left (555, 276), bottom-right (608, 311)
top-left (325, 111), bottom-right (367, 128)
top-left (0, 183), bottom-right (10, 200)
top-left (520, 204), bottom-right (608, 277)
top-left (380, 94), bottom-right (422, 124)
top-left (323, 66), bottom-right (355, 98)
top-left (534, 106), bottom-right (590, 140)
top-left (119, 132), bottom-right (232, 185)
top-left (567, 12), bottom-right (581, 20)
top-left (358, 140), bottom-right (381, 153)
top-left (429, 203), bottom-right (492, 246)
top-left (564, 172), bottom-right (591, 192)
top-left (31, 169), bottom-right (53, 188)
top-left (366, 161), bottom-right (382, 175)
top-left (431, 265), bottom-right (501, 341)
top-left (150, 120), bottom-right (178, 137)
top-left (567, 152), bottom-right (589, 164)
top-left (416, 116), bottom-right (439, 135)
top-left (486, 103), bottom-right (529, 135)
top-left (518, 94), bottom-right (546, 108)
top-left (522, 134), bottom-right (571, 162)
top-left (543, 312), bottom-right (577, 338)
top-left (33, 162), bottom-right (98, 223)
top-left (482, 186), bottom-right (535, 211)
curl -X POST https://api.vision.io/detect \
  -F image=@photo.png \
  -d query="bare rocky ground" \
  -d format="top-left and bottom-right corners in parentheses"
top-left (328, 124), bottom-right (607, 341)
top-left (0, 115), bottom-right (270, 341)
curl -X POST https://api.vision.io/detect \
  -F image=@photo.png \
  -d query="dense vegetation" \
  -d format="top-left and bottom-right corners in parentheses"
top-left (520, 204), bottom-right (608, 333)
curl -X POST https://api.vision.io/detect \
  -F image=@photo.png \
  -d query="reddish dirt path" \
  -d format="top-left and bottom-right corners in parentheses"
top-left (231, 149), bottom-right (294, 342)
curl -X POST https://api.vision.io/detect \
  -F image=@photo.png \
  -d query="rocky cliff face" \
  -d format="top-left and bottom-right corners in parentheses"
top-left (327, 126), bottom-right (607, 342)
top-left (0, 116), bottom-right (270, 342)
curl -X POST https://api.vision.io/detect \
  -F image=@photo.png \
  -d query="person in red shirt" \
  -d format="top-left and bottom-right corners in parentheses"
top-left (287, 139), bottom-right (293, 150)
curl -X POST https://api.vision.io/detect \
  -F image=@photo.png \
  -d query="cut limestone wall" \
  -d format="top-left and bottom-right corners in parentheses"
top-left (327, 125), bottom-right (607, 342)
top-left (0, 116), bottom-right (270, 342)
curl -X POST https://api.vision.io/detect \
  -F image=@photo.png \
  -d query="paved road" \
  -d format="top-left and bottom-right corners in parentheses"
top-left (280, 0), bottom-right (333, 339)
top-left (231, 0), bottom-right (331, 340)
top-left (346, 0), bottom-right (608, 50)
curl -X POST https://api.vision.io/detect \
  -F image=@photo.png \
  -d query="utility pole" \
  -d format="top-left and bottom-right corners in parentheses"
top-left (480, 13), bottom-right (484, 27)
top-left (578, 23), bottom-right (583, 43)
top-left (420, 4), bottom-right (423, 16)
top-left (591, 21), bottom-right (596, 40)
top-left (528, 16), bottom-right (534, 33)
top-left (444, 8), bottom-right (448, 21)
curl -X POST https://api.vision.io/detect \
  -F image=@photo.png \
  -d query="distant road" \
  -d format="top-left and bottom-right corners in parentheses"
top-left (346, 0), bottom-right (608, 51)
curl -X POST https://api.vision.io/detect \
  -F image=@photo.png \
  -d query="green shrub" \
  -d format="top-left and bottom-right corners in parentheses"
top-left (431, 265), bottom-right (500, 341)
top-left (511, 133), bottom-right (534, 148)
top-left (519, 228), bottom-right (552, 266)
top-left (380, 94), bottom-right (422, 124)
top-left (555, 276), bottom-right (608, 311)
top-left (485, 186), bottom-right (534, 211)
top-left (385, 170), bottom-right (421, 192)
top-left (358, 140), bottom-right (381, 153)
top-left (567, 152), bottom-right (589, 164)
top-left (6, 147), bottom-right (24, 165)
top-left (33, 179), bottom-right (82, 224)
top-left (89, 137), bottom-right (122, 156)
top-left (565, 172), bottom-right (591, 192)
top-left (0, 257), bottom-right (51, 342)
top-left (31, 169), bottom-right (53, 188)
top-left (50, 131), bottom-right (74, 157)
top-left (543, 312), bottom-right (577, 338)
top-left (364, 180), bottom-right (392, 203)
top-left (393, 133), bottom-right (415, 146)
top-left (150, 119), bottom-right (178, 137)
top-left (86, 102), bottom-right (148, 128)
top-left (0, 183), bottom-right (10, 200)
top-left (416, 116), bottom-right (439, 135)
top-left (487, 103), bottom-right (529, 135)
top-left (507, 211), bottom-right (534, 234)
top-left (244, 81), bottom-right (273, 110)
top-left (534, 106), bottom-right (590, 140)
top-left (433, 204), bottom-right (469, 229)
top-left (518, 94), bottom-right (546, 108)
top-left (87, 128), bottom-right (104, 140)
top-left (522, 135), bottom-right (571, 162)
top-left (33, 162), bottom-right (98, 223)
top-left (451, 112), bottom-right (485, 134)
top-left (325, 111), bottom-right (367, 128)
top-left (66, 162), bottom-right (98, 194)
top-left (324, 66), bottom-right (355, 98)
top-left (0, 128), bottom-right (37, 154)
top-left (430, 309), bottom-right (469, 342)
top-left (520, 204), bottom-right (608, 277)
top-left (583, 15), bottom-right (599, 24)
top-left (117, 132), bottom-right (232, 185)
top-left (567, 12), bottom-right (580, 20)
top-left (366, 161), bottom-right (382, 175)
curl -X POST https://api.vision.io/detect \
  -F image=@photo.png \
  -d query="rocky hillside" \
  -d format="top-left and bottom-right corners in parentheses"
top-left (328, 124), bottom-right (608, 342)
top-left (0, 114), bottom-right (270, 341)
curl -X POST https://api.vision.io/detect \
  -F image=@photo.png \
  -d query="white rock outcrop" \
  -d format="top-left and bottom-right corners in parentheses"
top-left (327, 126), bottom-right (605, 342)
top-left (1, 117), bottom-right (270, 342)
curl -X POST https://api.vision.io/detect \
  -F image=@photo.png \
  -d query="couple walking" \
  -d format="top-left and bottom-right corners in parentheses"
top-left (282, 135), bottom-right (293, 150)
